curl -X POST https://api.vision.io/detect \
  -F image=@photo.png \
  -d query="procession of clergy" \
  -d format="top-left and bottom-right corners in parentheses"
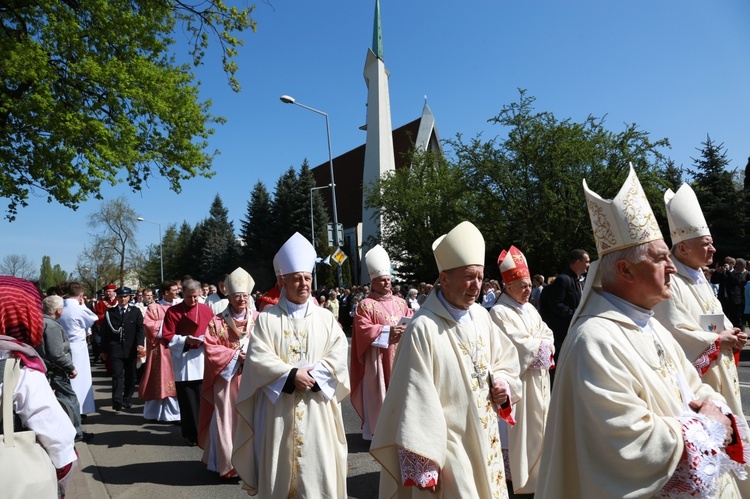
top-left (134, 167), bottom-right (750, 498)
top-left (95, 163), bottom-right (750, 498)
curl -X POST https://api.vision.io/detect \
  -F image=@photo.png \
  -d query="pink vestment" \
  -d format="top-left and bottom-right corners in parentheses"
top-left (198, 308), bottom-right (258, 477)
top-left (350, 292), bottom-right (412, 438)
top-left (138, 302), bottom-right (177, 401)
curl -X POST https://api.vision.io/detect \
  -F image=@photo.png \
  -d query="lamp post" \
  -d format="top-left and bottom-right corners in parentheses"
top-left (310, 184), bottom-right (332, 290)
top-left (137, 217), bottom-right (164, 284)
top-left (280, 94), bottom-right (343, 288)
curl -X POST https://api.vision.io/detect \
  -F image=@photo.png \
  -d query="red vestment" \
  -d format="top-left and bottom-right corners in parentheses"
top-left (198, 309), bottom-right (258, 476)
top-left (138, 302), bottom-right (177, 400)
top-left (162, 302), bottom-right (214, 342)
top-left (350, 292), bottom-right (412, 436)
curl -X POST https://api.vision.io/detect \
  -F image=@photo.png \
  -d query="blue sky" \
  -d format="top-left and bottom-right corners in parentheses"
top-left (2, 0), bottom-right (749, 275)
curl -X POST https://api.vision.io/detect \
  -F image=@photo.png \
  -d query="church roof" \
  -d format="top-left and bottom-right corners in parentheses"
top-left (311, 115), bottom-right (439, 229)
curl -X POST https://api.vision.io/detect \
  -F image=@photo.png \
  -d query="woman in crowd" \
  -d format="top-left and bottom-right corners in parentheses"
top-left (0, 276), bottom-right (78, 497)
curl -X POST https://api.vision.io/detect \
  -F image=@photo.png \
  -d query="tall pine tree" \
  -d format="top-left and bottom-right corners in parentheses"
top-left (198, 195), bottom-right (240, 283)
top-left (689, 135), bottom-right (746, 259)
top-left (662, 159), bottom-right (684, 192)
top-left (39, 256), bottom-right (69, 292)
top-left (241, 181), bottom-right (277, 291)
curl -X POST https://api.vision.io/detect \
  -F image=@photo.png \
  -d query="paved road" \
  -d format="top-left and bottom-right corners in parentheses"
top-left (67, 345), bottom-right (750, 498)
top-left (68, 342), bottom-right (380, 498)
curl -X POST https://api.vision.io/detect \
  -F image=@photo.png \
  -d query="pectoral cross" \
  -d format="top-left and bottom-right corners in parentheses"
top-left (471, 362), bottom-right (487, 388)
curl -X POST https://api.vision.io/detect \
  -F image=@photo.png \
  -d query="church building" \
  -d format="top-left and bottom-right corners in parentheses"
top-left (310, 0), bottom-right (441, 284)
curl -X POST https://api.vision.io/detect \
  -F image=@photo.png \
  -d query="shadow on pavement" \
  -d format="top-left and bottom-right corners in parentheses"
top-left (347, 471), bottom-right (379, 498)
top-left (91, 427), bottom-right (183, 448)
top-left (86, 460), bottom-right (237, 486)
top-left (347, 432), bottom-right (372, 453)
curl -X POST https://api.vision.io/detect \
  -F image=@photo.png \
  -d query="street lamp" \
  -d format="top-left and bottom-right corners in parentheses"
top-left (137, 217), bottom-right (164, 284)
top-left (310, 184), bottom-right (332, 290)
top-left (280, 94), bottom-right (342, 287)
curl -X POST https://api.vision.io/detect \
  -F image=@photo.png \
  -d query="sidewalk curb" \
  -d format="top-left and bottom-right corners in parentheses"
top-left (69, 440), bottom-right (110, 498)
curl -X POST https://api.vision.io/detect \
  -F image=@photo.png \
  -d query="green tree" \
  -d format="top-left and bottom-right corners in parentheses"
top-left (87, 195), bottom-right (138, 285)
top-left (241, 181), bottom-right (277, 291)
top-left (271, 162), bottom-right (330, 252)
top-left (663, 159), bottom-right (684, 192)
top-left (39, 255), bottom-right (69, 291)
top-left (365, 147), bottom-right (473, 282)
top-left (369, 91), bottom-right (671, 281)
top-left (154, 223), bottom-right (178, 282)
top-left (196, 194), bottom-right (240, 283)
top-left (0, 0), bottom-right (257, 220)
top-left (138, 243), bottom-right (162, 289)
top-left (689, 135), bottom-right (746, 258)
top-left (450, 90), bottom-right (670, 277)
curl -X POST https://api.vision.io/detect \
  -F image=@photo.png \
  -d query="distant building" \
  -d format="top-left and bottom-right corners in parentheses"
top-left (311, 0), bottom-right (441, 284)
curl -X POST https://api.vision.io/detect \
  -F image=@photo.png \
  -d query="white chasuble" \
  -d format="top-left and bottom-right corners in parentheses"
top-left (232, 298), bottom-right (350, 498)
top-left (538, 289), bottom-right (744, 498)
top-left (653, 258), bottom-right (744, 418)
top-left (490, 293), bottom-right (554, 494)
top-left (370, 291), bottom-right (521, 499)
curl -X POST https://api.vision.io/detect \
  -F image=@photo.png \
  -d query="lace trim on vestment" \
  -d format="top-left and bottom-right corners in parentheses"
top-left (397, 448), bottom-right (438, 488)
top-left (657, 415), bottom-right (731, 498)
top-left (693, 338), bottom-right (721, 376)
top-left (529, 339), bottom-right (555, 370)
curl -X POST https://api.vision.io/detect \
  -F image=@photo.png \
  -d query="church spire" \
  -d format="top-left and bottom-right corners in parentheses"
top-left (372, 0), bottom-right (384, 61)
top-left (361, 0), bottom-right (394, 282)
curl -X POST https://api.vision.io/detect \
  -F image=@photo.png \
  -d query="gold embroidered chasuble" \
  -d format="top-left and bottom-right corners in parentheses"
top-left (370, 291), bottom-right (521, 499)
top-left (537, 289), bottom-right (743, 498)
top-left (652, 258), bottom-right (744, 418)
top-left (489, 293), bottom-right (554, 494)
top-left (232, 299), bottom-right (350, 498)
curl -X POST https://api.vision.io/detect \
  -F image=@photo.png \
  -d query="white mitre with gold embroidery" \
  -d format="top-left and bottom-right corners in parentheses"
top-left (225, 267), bottom-right (255, 295)
top-left (273, 232), bottom-right (317, 276)
top-left (572, 165), bottom-right (664, 326)
top-left (583, 164), bottom-right (663, 257)
top-left (664, 183), bottom-right (710, 245)
top-left (365, 244), bottom-right (391, 280)
top-left (432, 221), bottom-right (485, 272)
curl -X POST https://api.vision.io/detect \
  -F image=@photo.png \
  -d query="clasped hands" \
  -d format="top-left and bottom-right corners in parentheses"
top-left (294, 366), bottom-right (317, 392)
top-left (719, 327), bottom-right (748, 352)
top-left (690, 398), bottom-right (734, 447)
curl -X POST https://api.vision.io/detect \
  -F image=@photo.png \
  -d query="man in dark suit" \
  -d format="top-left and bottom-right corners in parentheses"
top-left (712, 257), bottom-right (743, 327)
top-left (540, 248), bottom-right (590, 366)
top-left (101, 287), bottom-right (145, 411)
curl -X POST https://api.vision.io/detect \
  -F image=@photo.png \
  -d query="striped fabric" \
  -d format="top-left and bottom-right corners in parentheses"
top-left (0, 276), bottom-right (44, 347)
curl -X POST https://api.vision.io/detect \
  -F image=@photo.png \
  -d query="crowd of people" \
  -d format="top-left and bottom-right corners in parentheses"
top-left (3, 166), bottom-right (750, 498)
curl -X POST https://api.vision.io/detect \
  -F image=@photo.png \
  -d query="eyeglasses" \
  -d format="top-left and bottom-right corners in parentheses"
top-left (511, 283), bottom-right (533, 290)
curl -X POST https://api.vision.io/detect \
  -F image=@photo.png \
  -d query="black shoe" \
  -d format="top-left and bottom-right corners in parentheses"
top-left (122, 402), bottom-right (132, 409)
top-left (112, 403), bottom-right (122, 411)
top-left (187, 438), bottom-right (198, 447)
top-left (75, 432), bottom-right (94, 443)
